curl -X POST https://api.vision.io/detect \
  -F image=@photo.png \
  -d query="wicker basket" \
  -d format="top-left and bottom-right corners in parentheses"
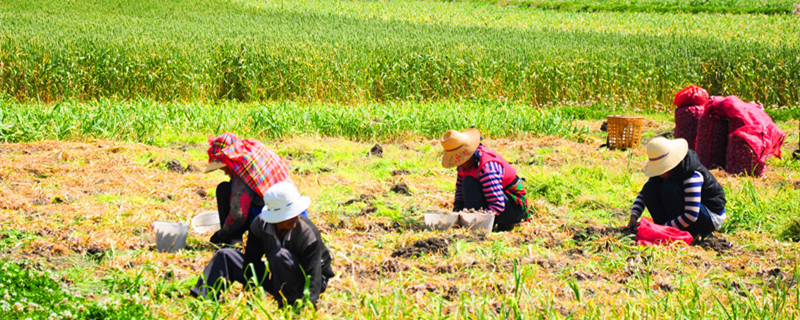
top-left (607, 115), bottom-right (644, 150)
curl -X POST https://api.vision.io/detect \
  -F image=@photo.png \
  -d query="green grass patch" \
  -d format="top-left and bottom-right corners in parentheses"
top-left (0, 100), bottom-right (588, 144)
top-left (0, 261), bottom-right (150, 319)
top-left (0, 229), bottom-right (37, 252)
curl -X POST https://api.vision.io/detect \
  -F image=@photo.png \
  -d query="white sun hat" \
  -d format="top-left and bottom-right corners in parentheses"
top-left (260, 182), bottom-right (311, 223)
top-left (644, 137), bottom-right (689, 177)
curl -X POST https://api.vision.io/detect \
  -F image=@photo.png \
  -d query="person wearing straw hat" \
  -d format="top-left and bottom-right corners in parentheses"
top-left (441, 128), bottom-right (529, 231)
top-left (204, 132), bottom-right (302, 246)
top-left (191, 181), bottom-right (334, 308)
top-left (626, 137), bottom-right (727, 238)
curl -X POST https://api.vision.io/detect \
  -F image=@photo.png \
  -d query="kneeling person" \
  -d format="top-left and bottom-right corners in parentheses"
top-left (191, 182), bottom-right (334, 308)
top-left (627, 137), bottom-right (727, 238)
top-left (204, 132), bottom-right (292, 245)
top-left (441, 128), bottom-right (529, 231)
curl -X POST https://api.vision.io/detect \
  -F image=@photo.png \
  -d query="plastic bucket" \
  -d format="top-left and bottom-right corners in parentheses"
top-left (191, 211), bottom-right (220, 234)
top-left (424, 211), bottom-right (459, 231)
top-left (153, 221), bottom-right (189, 253)
top-left (457, 213), bottom-right (495, 236)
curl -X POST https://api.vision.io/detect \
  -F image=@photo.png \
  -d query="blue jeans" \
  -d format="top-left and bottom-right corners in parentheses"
top-left (640, 177), bottom-right (716, 238)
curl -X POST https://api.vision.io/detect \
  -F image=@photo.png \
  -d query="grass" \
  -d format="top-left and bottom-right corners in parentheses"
top-left (1, 0), bottom-right (799, 109)
top-left (0, 260), bottom-right (150, 319)
top-left (0, 100), bottom-right (589, 144)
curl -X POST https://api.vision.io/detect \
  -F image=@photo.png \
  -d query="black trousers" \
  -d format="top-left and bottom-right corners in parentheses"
top-left (640, 178), bottom-right (716, 238)
top-left (190, 248), bottom-right (327, 307)
top-left (460, 176), bottom-right (524, 229)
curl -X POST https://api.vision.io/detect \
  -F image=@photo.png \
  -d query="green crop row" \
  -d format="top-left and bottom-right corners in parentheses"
top-left (0, 100), bottom-right (588, 144)
top-left (452, 0), bottom-right (799, 14)
top-left (1, 0), bottom-right (799, 109)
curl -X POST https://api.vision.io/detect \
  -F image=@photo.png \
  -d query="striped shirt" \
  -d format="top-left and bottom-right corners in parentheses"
top-left (630, 171), bottom-right (704, 230)
top-left (454, 149), bottom-right (506, 214)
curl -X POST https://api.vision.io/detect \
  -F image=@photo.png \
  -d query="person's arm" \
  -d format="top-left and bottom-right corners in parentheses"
top-left (478, 162), bottom-right (505, 214)
top-left (299, 233), bottom-right (325, 307)
top-left (217, 179), bottom-right (252, 241)
top-left (665, 172), bottom-right (704, 230)
top-left (243, 232), bottom-right (267, 285)
top-left (453, 174), bottom-right (464, 211)
top-left (627, 193), bottom-right (645, 228)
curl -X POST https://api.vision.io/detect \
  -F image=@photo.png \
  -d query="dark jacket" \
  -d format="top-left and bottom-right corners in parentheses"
top-left (668, 149), bottom-right (726, 214)
top-left (245, 215), bottom-right (334, 306)
top-left (218, 177), bottom-right (264, 242)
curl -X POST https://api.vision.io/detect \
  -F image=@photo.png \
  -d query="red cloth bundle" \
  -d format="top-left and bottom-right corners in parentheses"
top-left (635, 217), bottom-right (693, 246)
top-left (673, 85), bottom-right (710, 150)
top-left (673, 85), bottom-right (709, 108)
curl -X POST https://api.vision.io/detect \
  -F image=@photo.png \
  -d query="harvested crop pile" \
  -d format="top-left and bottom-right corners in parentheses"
top-left (695, 116), bottom-right (728, 169)
top-left (674, 106), bottom-right (704, 149)
top-left (726, 131), bottom-right (766, 176)
top-left (392, 237), bottom-right (450, 258)
top-left (673, 85), bottom-right (709, 150)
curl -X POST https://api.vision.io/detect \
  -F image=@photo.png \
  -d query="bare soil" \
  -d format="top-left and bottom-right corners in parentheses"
top-left (391, 237), bottom-right (450, 258)
top-left (390, 183), bottom-right (411, 195)
top-left (369, 144), bottom-right (383, 157)
top-left (693, 234), bottom-right (733, 253)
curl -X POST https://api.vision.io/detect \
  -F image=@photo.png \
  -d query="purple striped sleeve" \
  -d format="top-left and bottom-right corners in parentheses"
top-left (454, 174), bottom-right (464, 209)
top-left (631, 193), bottom-right (645, 217)
top-left (479, 162), bottom-right (506, 214)
top-left (666, 171), bottom-right (704, 229)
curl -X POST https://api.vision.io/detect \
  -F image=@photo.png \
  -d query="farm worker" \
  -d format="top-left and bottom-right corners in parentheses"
top-left (440, 128), bottom-right (529, 231)
top-left (190, 182), bottom-right (334, 308)
top-left (626, 137), bottom-right (727, 238)
top-left (204, 132), bottom-right (304, 246)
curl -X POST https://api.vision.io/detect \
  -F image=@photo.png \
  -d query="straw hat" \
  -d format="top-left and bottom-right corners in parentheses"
top-left (440, 128), bottom-right (481, 168)
top-left (204, 161), bottom-right (226, 173)
top-left (644, 137), bottom-right (689, 177)
top-left (260, 182), bottom-right (311, 223)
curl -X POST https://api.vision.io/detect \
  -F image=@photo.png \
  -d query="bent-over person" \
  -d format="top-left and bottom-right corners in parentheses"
top-left (191, 182), bottom-right (334, 308)
top-left (440, 128), bottom-right (529, 231)
top-left (627, 137), bottom-right (727, 238)
top-left (204, 132), bottom-right (294, 245)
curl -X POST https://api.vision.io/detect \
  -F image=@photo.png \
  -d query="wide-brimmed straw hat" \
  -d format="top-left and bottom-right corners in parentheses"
top-left (644, 137), bottom-right (689, 177)
top-left (204, 161), bottom-right (226, 173)
top-left (260, 182), bottom-right (311, 224)
top-left (440, 128), bottom-right (481, 168)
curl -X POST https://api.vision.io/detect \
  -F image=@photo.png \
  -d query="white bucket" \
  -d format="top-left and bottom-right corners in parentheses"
top-left (424, 211), bottom-right (459, 231)
top-left (191, 211), bottom-right (220, 234)
top-left (457, 213), bottom-right (495, 236)
top-left (153, 221), bottom-right (189, 253)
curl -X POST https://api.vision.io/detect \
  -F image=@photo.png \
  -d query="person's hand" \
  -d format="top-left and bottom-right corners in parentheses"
top-left (625, 215), bottom-right (639, 230)
top-left (209, 231), bottom-right (224, 244)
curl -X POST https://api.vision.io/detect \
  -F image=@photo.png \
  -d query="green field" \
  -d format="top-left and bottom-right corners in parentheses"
top-left (2, 0), bottom-right (799, 110)
top-left (2, 0), bottom-right (800, 319)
